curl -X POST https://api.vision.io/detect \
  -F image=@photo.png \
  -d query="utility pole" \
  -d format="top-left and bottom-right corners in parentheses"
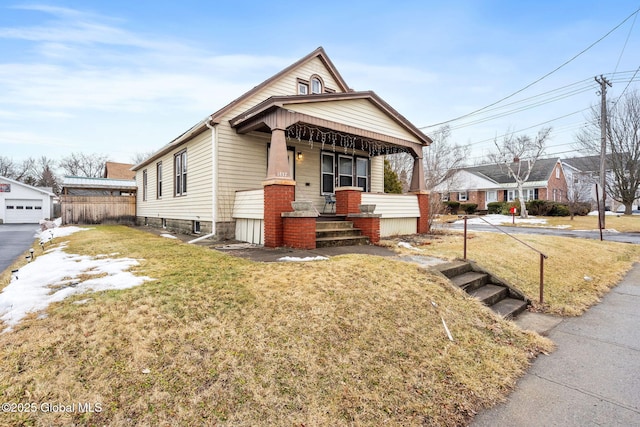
top-left (595, 75), bottom-right (612, 230)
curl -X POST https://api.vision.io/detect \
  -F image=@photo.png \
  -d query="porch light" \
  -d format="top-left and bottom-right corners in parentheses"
top-left (297, 152), bottom-right (303, 160)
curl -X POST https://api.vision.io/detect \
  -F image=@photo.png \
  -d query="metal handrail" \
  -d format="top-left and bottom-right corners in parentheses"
top-left (462, 215), bottom-right (549, 305)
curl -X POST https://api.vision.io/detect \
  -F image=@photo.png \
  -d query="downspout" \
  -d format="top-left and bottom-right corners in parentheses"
top-left (189, 116), bottom-right (217, 244)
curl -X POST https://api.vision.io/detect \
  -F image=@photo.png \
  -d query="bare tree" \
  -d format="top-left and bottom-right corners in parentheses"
top-left (576, 90), bottom-right (640, 215)
top-left (565, 171), bottom-right (594, 219)
top-left (31, 156), bottom-right (60, 194)
top-left (489, 127), bottom-right (552, 218)
top-left (130, 151), bottom-right (156, 166)
top-left (59, 152), bottom-right (109, 178)
top-left (0, 156), bottom-right (17, 178)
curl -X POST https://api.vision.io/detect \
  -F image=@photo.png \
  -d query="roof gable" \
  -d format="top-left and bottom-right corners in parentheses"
top-left (0, 176), bottom-right (55, 196)
top-left (210, 47), bottom-right (350, 124)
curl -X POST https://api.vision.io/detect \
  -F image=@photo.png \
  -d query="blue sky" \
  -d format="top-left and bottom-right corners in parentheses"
top-left (1, 1), bottom-right (639, 166)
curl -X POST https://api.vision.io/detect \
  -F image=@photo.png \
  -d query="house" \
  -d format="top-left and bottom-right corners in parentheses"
top-left (60, 176), bottom-right (137, 224)
top-left (0, 176), bottom-right (55, 224)
top-left (132, 47), bottom-right (432, 248)
top-left (436, 157), bottom-right (568, 210)
top-left (561, 154), bottom-right (632, 211)
top-left (104, 162), bottom-right (135, 180)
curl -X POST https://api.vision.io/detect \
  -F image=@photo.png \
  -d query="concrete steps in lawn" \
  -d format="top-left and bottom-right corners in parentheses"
top-left (436, 260), bottom-right (529, 319)
top-left (315, 219), bottom-right (369, 248)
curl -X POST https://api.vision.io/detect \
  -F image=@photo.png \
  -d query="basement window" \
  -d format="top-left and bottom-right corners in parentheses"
top-left (193, 221), bottom-right (201, 234)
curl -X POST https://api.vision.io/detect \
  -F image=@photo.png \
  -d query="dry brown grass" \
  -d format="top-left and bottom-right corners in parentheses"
top-left (384, 231), bottom-right (640, 316)
top-left (0, 225), bottom-right (552, 426)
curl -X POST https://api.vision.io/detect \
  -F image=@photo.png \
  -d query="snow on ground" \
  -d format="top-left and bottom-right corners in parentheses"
top-left (277, 256), bottom-right (329, 262)
top-left (0, 226), bottom-right (154, 333)
top-left (454, 214), bottom-right (551, 226)
top-left (161, 234), bottom-right (178, 239)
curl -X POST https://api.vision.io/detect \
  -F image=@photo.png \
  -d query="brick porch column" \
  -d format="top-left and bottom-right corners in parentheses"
top-left (263, 181), bottom-right (295, 248)
top-left (415, 191), bottom-right (430, 234)
top-left (335, 187), bottom-right (362, 215)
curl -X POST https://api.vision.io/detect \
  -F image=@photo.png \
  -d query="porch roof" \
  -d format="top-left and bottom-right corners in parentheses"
top-left (228, 92), bottom-right (431, 157)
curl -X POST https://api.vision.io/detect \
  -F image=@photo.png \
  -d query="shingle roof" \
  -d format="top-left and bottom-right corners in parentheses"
top-left (460, 157), bottom-right (560, 184)
top-left (562, 155), bottom-right (604, 173)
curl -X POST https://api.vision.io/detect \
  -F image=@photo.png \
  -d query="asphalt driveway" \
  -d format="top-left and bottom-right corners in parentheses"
top-left (0, 223), bottom-right (39, 273)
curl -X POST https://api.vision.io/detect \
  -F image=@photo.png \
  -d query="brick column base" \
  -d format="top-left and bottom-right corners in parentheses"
top-left (349, 214), bottom-right (381, 244)
top-left (335, 187), bottom-right (362, 215)
top-left (282, 215), bottom-right (317, 249)
top-left (415, 192), bottom-right (430, 234)
top-left (263, 182), bottom-right (295, 248)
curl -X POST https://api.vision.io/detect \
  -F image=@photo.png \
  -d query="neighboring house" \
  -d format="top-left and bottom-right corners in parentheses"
top-left (132, 47), bottom-right (432, 248)
top-left (0, 176), bottom-right (55, 224)
top-left (60, 176), bottom-right (137, 224)
top-left (561, 155), bottom-right (631, 211)
top-left (436, 157), bottom-right (568, 210)
top-left (104, 162), bottom-right (135, 180)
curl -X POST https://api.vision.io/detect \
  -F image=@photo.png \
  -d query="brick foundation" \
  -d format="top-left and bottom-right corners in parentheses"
top-left (282, 216), bottom-right (317, 249)
top-left (263, 182), bottom-right (295, 248)
top-left (348, 214), bottom-right (381, 243)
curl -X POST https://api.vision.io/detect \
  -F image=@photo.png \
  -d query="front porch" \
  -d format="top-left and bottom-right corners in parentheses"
top-left (228, 92), bottom-right (432, 249)
top-left (233, 186), bottom-right (430, 249)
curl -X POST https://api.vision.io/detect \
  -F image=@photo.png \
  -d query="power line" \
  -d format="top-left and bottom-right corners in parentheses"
top-left (420, 6), bottom-right (640, 129)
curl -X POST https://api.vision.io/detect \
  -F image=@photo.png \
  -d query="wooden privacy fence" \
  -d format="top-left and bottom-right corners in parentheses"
top-left (61, 195), bottom-right (136, 225)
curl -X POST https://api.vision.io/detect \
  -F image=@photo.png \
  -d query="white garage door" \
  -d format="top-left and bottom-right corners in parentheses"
top-left (5, 199), bottom-right (43, 223)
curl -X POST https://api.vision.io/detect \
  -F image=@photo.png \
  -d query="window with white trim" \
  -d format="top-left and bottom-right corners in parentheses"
top-left (459, 191), bottom-right (468, 202)
top-left (356, 158), bottom-right (369, 191)
top-left (311, 76), bottom-right (323, 94)
top-left (174, 150), bottom-right (187, 196)
top-left (156, 161), bottom-right (163, 198)
top-left (297, 79), bottom-right (309, 95)
top-left (441, 193), bottom-right (450, 202)
top-left (142, 169), bottom-right (148, 201)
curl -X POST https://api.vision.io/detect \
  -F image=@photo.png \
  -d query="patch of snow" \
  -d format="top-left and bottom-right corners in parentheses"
top-left (455, 214), bottom-right (548, 226)
top-left (0, 229), bottom-right (154, 333)
top-left (161, 234), bottom-right (178, 239)
top-left (277, 256), bottom-right (329, 262)
top-left (397, 241), bottom-right (423, 251)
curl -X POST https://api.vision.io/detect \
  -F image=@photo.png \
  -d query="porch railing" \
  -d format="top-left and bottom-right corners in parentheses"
top-left (462, 215), bottom-right (549, 305)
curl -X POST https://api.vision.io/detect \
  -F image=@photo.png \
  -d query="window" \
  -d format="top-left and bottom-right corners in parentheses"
top-left (556, 166), bottom-right (560, 179)
top-left (156, 161), bottom-right (163, 198)
top-left (338, 155), bottom-right (353, 187)
top-left (297, 79), bottom-right (309, 95)
top-left (356, 158), bottom-right (369, 191)
top-left (174, 150), bottom-right (187, 196)
top-left (507, 190), bottom-right (517, 202)
top-left (193, 221), bottom-right (201, 234)
top-left (321, 153), bottom-right (335, 195)
top-left (459, 191), bottom-right (468, 202)
top-left (441, 193), bottom-right (449, 202)
top-left (142, 169), bottom-right (148, 201)
top-left (311, 76), bottom-right (323, 94)
top-left (523, 189), bottom-right (535, 201)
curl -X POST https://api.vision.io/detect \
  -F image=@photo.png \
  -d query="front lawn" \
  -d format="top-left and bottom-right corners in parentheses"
top-left (0, 225), bottom-right (552, 426)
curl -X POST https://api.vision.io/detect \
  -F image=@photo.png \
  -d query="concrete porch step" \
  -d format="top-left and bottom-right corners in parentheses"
top-left (491, 297), bottom-right (529, 319)
top-left (316, 235), bottom-right (370, 248)
top-left (468, 284), bottom-right (509, 306)
top-left (451, 271), bottom-right (489, 292)
top-left (316, 220), bottom-right (354, 231)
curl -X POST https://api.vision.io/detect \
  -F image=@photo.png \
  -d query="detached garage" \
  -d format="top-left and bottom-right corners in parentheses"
top-left (0, 176), bottom-right (55, 224)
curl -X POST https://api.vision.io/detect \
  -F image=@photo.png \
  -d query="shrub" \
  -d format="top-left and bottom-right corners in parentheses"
top-left (526, 199), bottom-right (553, 216)
top-left (549, 203), bottom-right (570, 216)
top-left (502, 201), bottom-right (520, 215)
top-left (571, 202), bottom-right (592, 216)
top-left (460, 203), bottom-right (478, 214)
top-left (443, 201), bottom-right (460, 214)
top-left (487, 202), bottom-right (504, 214)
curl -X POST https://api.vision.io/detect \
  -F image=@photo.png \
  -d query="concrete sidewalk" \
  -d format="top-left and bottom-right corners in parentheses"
top-left (473, 263), bottom-right (640, 426)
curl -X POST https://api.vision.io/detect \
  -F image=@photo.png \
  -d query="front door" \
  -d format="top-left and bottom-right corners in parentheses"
top-left (485, 190), bottom-right (497, 209)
